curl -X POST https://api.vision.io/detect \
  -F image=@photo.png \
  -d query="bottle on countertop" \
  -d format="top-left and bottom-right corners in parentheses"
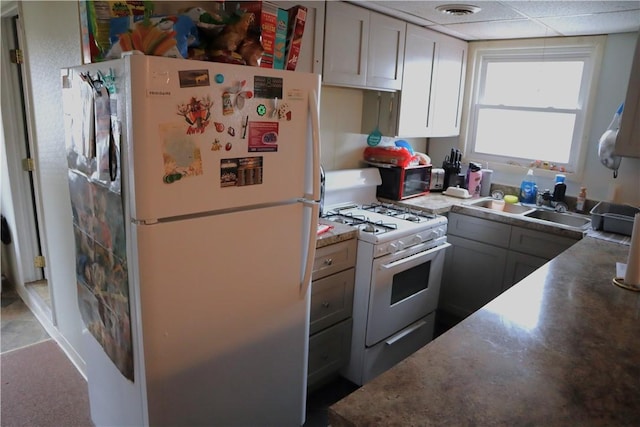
top-left (465, 162), bottom-right (483, 198)
top-left (576, 187), bottom-right (587, 213)
top-left (553, 174), bottom-right (567, 203)
top-left (519, 168), bottom-right (537, 204)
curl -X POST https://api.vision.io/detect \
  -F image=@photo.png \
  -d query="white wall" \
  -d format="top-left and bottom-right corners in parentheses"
top-left (18, 1), bottom-right (85, 369)
top-left (582, 32), bottom-right (639, 205)
top-left (319, 86), bottom-right (427, 171)
top-left (426, 33), bottom-right (640, 206)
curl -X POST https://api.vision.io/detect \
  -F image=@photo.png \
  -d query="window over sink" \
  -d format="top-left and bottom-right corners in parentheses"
top-left (463, 36), bottom-right (605, 179)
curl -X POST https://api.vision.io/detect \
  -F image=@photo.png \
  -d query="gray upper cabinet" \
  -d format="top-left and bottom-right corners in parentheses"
top-left (398, 25), bottom-right (468, 137)
top-left (361, 24), bottom-right (468, 138)
top-left (323, 1), bottom-right (405, 90)
top-left (366, 12), bottom-right (406, 90)
top-left (396, 24), bottom-right (437, 137)
top-left (615, 32), bottom-right (640, 158)
top-left (429, 32), bottom-right (467, 137)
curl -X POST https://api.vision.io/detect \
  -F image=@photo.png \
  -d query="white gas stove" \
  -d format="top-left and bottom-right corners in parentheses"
top-left (322, 169), bottom-right (447, 254)
top-left (322, 168), bottom-right (450, 386)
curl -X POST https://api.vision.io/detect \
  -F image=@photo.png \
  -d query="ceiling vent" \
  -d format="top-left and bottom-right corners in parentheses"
top-left (436, 4), bottom-right (481, 16)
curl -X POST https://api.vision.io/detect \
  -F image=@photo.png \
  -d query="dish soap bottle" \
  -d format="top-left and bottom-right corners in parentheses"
top-left (576, 187), bottom-right (587, 213)
top-left (519, 169), bottom-right (537, 204)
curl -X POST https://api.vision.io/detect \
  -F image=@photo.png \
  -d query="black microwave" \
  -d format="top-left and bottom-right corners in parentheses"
top-left (373, 165), bottom-right (432, 200)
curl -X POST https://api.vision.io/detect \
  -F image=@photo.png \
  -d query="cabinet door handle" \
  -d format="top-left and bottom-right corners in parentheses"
top-left (322, 302), bottom-right (330, 308)
top-left (324, 258), bottom-right (333, 266)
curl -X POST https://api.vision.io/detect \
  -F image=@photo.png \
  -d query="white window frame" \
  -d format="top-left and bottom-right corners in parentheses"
top-left (461, 36), bottom-right (605, 182)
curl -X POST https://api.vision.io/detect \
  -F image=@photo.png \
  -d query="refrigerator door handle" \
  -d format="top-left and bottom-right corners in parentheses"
top-left (306, 90), bottom-right (321, 202)
top-left (300, 200), bottom-right (320, 297)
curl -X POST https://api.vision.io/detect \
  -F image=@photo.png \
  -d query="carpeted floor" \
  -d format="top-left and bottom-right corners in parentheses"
top-left (0, 280), bottom-right (354, 426)
top-left (0, 339), bottom-right (93, 427)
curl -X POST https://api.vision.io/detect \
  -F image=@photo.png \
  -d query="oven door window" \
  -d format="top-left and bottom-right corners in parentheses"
top-left (366, 244), bottom-right (448, 347)
top-left (391, 261), bottom-right (431, 304)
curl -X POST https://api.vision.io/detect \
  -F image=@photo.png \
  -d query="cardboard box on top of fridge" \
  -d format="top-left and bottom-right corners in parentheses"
top-left (284, 5), bottom-right (307, 71)
top-left (273, 7), bottom-right (289, 69)
top-left (229, 0), bottom-right (287, 69)
top-left (207, 1), bottom-right (288, 69)
top-left (255, 2), bottom-right (278, 68)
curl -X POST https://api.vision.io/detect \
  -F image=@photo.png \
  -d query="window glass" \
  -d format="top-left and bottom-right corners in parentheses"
top-left (482, 61), bottom-right (584, 108)
top-left (475, 109), bottom-right (576, 163)
top-left (464, 37), bottom-right (603, 175)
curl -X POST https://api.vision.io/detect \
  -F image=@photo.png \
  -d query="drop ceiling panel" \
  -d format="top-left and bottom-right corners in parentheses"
top-left (503, 1), bottom-right (640, 18)
top-left (444, 18), bottom-right (563, 40)
top-left (353, 0), bottom-right (640, 41)
top-left (368, 1), bottom-right (527, 25)
top-left (541, 10), bottom-right (640, 36)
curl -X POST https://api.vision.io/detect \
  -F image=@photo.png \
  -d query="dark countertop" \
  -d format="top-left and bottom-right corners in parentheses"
top-left (329, 236), bottom-right (640, 426)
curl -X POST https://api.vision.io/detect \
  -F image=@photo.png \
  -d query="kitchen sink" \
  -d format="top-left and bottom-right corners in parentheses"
top-left (524, 209), bottom-right (591, 229)
top-left (466, 198), bottom-right (534, 215)
top-left (464, 197), bottom-right (591, 232)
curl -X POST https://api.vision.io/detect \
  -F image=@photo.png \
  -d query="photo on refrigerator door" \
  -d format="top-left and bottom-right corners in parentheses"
top-left (77, 281), bottom-right (133, 380)
top-left (248, 121), bottom-right (278, 152)
top-left (67, 170), bottom-right (133, 380)
top-left (160, 123), bottom-right (204, 184)
top-left (221, 157), bottom-right (263, 187)
top-left (176, 95), bottom-right (213, 134)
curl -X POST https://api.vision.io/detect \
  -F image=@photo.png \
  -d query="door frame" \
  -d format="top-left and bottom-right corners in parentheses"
top-left (1, 13), bottom-right (43, 283)
top-left (1, 3), bottom-right (53, 325)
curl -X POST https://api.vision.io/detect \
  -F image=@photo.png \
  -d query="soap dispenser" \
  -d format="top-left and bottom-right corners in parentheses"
top-left (553, 174), bottom-right (566, 203)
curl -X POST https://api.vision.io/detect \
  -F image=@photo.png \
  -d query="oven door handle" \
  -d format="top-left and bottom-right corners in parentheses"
top-left (385, 320), bottom-right (427, 346)
top-left (380, 243), bottom-right (450, 270)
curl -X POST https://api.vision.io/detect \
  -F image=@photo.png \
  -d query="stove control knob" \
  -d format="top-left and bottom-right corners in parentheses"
top-left (413, 235), bottom-right (424, 245)
top-left (393, 241), bottom-right (406, 252)
top-left (388, 242), bottom-right (399, 253)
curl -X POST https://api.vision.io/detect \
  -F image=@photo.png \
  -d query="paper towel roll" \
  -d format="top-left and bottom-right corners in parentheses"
top-left (624, 213), bottom-right (640, 286)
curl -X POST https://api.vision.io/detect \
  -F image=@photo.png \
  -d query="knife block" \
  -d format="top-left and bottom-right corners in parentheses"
top-left (443, 163), bottom-right (462, 190)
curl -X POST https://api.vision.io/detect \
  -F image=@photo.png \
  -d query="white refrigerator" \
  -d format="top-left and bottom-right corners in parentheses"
top-left (62, 54), bottom-right (321, 426)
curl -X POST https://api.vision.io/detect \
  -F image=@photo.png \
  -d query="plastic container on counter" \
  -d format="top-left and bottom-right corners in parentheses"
top-left (590, 202), bottom-right (640, 236)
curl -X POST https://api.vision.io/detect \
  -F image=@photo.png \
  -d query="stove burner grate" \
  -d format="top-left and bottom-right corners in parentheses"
top-left (323, 211), bottom-right (398, 235)
top-left (361, 202), bottom-right (437, 222)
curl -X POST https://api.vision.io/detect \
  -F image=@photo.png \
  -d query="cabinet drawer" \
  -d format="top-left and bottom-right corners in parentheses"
top-left (510, 227), bottom-right (578, 259)
top-left (312, 239), bottom-right (357, 280)
top-left (448, 212), bottom-right (511, 247)
top-left (310, 268), bottom-right (355, 335)
top-left (308, 318), bottom-right (352, 388)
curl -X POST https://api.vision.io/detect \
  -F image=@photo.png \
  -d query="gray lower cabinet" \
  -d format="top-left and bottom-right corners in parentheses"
top-left (441, 212), bottom-right (579, 319)
top-left (503, 251), bottom-right (547, 289)
top-left (308, 239), bottom-right (356, 390)
top-left (441, 234), bottom-right (507, 318)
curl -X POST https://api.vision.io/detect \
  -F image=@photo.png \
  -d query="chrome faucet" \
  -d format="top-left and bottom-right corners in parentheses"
top-left (536, 189), bottom-right (568, 212)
